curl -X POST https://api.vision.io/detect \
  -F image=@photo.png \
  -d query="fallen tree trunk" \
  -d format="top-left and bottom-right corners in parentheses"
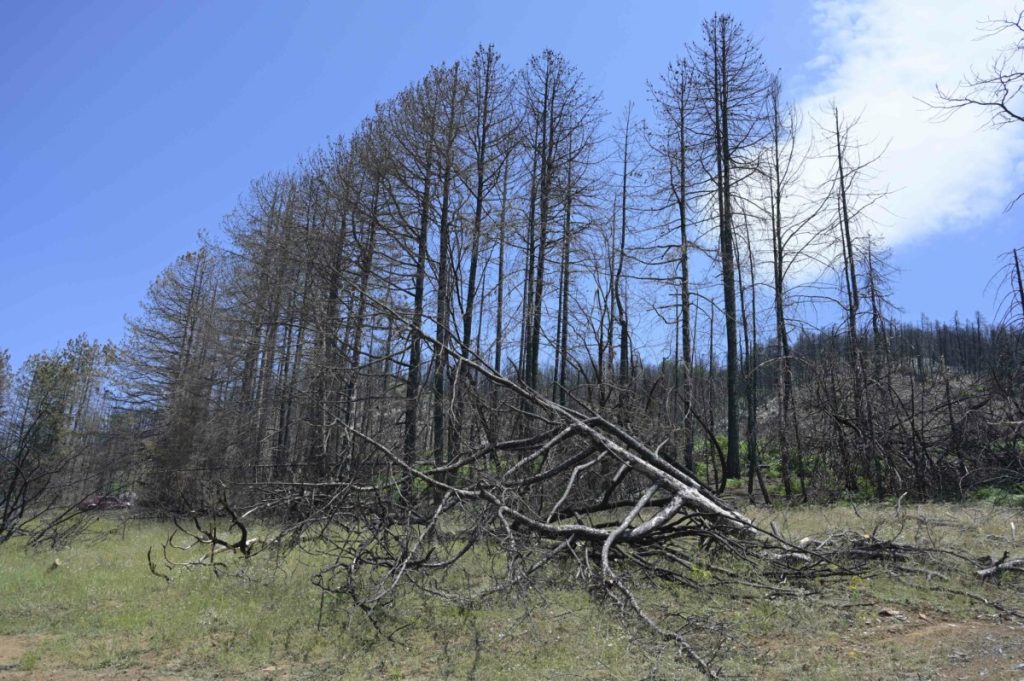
top-left (149, 315), bottom-right (795, 678)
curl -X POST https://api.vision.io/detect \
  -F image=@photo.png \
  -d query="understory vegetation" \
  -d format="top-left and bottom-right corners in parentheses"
top-left (1, 503), bottom-right (1023, 680)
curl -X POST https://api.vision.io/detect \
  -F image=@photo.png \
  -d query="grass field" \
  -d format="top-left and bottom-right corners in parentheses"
top-left (1, 503), bottom-right (1023, 680)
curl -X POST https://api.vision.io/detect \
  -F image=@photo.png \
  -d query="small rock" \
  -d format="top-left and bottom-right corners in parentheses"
top-left (879, 608), bottom-right (907, 620)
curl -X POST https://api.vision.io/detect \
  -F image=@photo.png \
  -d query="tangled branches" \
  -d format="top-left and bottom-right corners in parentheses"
top-left (149, 346), bottom-right (1024, 679)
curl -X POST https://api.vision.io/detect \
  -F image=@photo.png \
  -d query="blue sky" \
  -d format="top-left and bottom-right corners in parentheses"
top-left (1, 0), bottom-right (1021, 368)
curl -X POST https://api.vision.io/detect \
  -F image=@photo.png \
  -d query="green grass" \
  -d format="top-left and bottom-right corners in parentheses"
top-left (968, 484), bottom-right (1024, 507)
top-left (1, 503), bottom-right (1023, 680)
top-left (0, 518), bottom-right (693, 680)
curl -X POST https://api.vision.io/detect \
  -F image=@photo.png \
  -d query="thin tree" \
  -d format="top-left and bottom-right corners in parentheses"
top-left (692, 14), bottom-right (768, 479)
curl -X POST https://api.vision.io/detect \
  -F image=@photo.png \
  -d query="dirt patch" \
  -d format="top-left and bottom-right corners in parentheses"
top-left (753, 613), bottom-right (1024, 680)
top-left (0, 636), bottom-right (304, 681)
top-left (0, 635), bottom-right (49, 671)
top-left (0, 637), bottom-right (38, 666)
top-left (0, 672), bottom-right (192, 681)
top-left (873, 617), bottom-right (1024, 680)
top-left (0, 636), bottom-right (191, 681)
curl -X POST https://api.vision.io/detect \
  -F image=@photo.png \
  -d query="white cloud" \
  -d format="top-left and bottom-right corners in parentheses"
top-left (798, 0), bottom-right (1024, 246)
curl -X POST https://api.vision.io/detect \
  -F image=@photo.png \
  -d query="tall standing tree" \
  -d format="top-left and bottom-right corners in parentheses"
top-left (121, 248), bottom-right (223, 503)
top-left (650, 58), bottom-right (697, 471)
top-left (378, 74), bottom-right (441, 466)
top-left (819, 103), bottom-right (890, 494)
top-left (612, 102), bottom-right (643, 412)
top-left (426, 63), bottom-right (467, 471)
top-left (693, 14), bottom-right (768, 479)
top-left (760, 73), bottom-right (820, 499)
top-left (453, 45), bottom-right (517, 443)
top-left (518, 50), bottom-right (601, 393)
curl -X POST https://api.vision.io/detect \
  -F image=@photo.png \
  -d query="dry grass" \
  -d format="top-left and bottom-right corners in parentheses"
top-left (0, 502), bottom-right (1022, 680)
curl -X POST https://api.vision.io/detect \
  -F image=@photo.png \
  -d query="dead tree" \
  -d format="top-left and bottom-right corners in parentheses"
top-left (692, 14), bottom-right (768, 480)
top-left (650, 58), bottom-right (698, 472)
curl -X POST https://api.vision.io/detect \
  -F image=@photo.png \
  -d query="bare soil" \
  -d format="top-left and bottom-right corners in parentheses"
top-left (754, 611), bottom-right (1024, 680)
top-left (0, 635), bottom-right (187, 681)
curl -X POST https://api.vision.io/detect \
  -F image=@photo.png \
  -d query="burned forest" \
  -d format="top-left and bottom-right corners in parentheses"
top-left (3, 10), bottom-right (1024, 679)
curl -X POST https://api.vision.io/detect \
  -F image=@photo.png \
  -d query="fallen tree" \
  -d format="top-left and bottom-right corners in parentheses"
top-left (149, 323), bottom-right (1024, 679)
